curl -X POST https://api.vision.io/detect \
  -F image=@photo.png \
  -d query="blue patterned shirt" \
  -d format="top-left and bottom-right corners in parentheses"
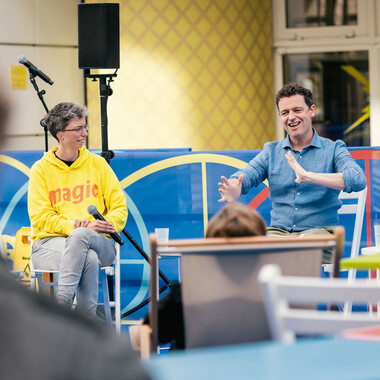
top-left (231, 130), bottom-right (366, 231)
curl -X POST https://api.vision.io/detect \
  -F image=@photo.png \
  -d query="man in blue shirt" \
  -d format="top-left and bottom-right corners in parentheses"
top-left (218, 83), bottom-right (366, 263)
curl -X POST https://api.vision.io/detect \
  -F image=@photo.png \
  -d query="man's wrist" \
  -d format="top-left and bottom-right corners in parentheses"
top-left (302, 170), bottom-right (313, 184)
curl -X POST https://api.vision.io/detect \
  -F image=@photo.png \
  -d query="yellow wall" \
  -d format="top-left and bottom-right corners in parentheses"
top-left (86, 0), bottom-right (275, 151)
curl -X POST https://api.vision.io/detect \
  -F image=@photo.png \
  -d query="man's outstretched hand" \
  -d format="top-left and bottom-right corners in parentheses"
top-left (218, 174), bottom-right (243, 203)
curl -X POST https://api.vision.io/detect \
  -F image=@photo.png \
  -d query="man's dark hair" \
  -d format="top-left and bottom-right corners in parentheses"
top-left (275, 83), bottom-right (314, 110)
top-left (44, 102), bottom-right (88, 141)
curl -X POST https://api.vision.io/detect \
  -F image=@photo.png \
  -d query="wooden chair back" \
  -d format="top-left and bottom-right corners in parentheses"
top-left (149, 227), bottom-right (344, 350)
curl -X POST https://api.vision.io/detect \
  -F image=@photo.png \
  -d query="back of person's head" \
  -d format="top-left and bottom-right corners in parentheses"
top-left (0, 80), bottom-right (10, 263)
top-left (44, 102), bottom-right (88, 141)
top-left (0, 79), bottom-right (10, 149)
top-left (275, 82), bottom-right (314, 110)
top-left (206, 203), bottom-right (266, 238)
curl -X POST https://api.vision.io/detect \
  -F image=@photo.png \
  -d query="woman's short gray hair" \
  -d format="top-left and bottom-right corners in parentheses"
top-left (44, 102), bottom-right (88, 141)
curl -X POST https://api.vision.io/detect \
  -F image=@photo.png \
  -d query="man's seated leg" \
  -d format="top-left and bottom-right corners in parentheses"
top-left (266, 227), bottom-right (293, 236)
top-left (300, 227), bottom-right (335, 264)
top-left (267, 226), bottom-right (334, 265)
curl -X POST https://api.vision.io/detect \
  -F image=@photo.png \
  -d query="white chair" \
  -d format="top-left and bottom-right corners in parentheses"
top-left (100, 242), bottom-right (121, 333)
top-left (338, 187), bottom-right (367, 314)
top-left (323, 187), bottom-right (367, 276)
top-left (322, 186), bottom-right (367, 315)
top-left (338, 187), bottom-right (367, 278)
top-left (30, 240), bottom-right (121, 333)
top-left (258, 263), bottom-right (380, 344)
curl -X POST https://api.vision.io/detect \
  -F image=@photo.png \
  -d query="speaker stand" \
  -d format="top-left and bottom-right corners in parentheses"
top-left (84, 70), bottom-right (172, 318)
top-left (84, 70), bottom-right (117, 163)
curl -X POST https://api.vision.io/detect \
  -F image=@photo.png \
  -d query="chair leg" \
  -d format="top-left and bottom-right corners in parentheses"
top-left (36, 269), bottom-right (115, 328)
top-left (48, 273), bottom-right (55, 297)
top-left (36, 272), bottom-right (44, 294)
top-left (129, 325), bottom-right (152, 359)
top-left (343, 268), bottom-right (356, 315)
top-left (30, 271), bottom-right (36, 291)
top-left (101, 271), bottom-right (112, 328)
top-left (115, 273), bottom-right (121, 334)
top-left (107, 276), bottom-right (114, 303)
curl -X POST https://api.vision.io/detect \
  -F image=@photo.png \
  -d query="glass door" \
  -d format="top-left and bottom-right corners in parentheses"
top-left (282, 50), bottom-right (369, 146)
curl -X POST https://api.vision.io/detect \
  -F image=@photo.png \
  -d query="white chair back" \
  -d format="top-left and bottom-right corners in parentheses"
top-left (338, 187), bottom-right (367, 265)
top-left (338, 187), bottom-right (367, 313)
top-left (259, 263), bottom-right (380, 344)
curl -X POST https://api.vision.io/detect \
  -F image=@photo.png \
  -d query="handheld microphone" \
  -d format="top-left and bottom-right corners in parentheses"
top-left (87, 205), bottom-right (124, 246)
top-left (18, 55), bottom-right (54, 85)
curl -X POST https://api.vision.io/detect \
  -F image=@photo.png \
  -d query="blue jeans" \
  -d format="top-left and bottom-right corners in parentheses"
top-left (31, 227), bottom-right (116, 318)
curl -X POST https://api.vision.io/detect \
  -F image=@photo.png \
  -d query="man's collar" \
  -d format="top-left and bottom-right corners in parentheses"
top-left (282, 128), bottom-right (321, 149)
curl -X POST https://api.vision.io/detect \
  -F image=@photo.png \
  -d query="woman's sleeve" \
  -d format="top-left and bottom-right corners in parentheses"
top-left (28, 164), bottom-right (74, 237)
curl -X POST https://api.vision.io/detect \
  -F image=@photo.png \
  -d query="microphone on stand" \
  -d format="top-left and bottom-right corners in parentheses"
top-left (87, 205), bottom-right (124, 246)
top-left (18, 55), bottom-right (54, 85)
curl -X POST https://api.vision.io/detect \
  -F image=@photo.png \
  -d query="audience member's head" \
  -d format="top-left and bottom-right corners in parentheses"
top-left (0, 79), bottom-right (10, 149)
top-left (206, 203), bottom-right (266, 238)
top-left (0, 80), bottom-right (9, 262)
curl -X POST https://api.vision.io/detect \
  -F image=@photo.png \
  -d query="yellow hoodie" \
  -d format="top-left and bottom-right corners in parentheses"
top-left (28, 146), bottom-right (127, 241)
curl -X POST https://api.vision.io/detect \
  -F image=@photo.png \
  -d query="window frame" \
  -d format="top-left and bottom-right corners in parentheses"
top-left (273, 0), bottom-right (380, 146)
top-left (272, 0), bottom-right (369, 45)
top-left (274, 44), bottom-right (374, 144)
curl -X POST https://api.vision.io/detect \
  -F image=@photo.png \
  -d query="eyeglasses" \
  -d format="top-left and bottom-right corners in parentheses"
top-left (64, 125), bottom-right (89, 133)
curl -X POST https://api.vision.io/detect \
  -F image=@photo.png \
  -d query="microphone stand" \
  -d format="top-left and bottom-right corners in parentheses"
top-left (120, 228), bottom-right (171, 318)
top-left (84, 69), bottom-right (172, 319)
top-left (28, 72), bottom-right (49, 152)
top-left (29, 71), bottom-right (55, 293)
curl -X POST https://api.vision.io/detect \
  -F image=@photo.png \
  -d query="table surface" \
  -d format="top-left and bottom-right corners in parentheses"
top-left (145, 338), bottom-right (380, 380)
top-left (341, 252), bottom-right (380, 269)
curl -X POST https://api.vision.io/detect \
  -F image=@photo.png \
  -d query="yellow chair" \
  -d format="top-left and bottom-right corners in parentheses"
top-left (13, 227), bottom-right (32, 285)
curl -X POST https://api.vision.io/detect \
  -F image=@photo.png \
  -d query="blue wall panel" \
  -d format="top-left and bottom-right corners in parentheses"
top-left (0, 147), bottom-right (378, 320)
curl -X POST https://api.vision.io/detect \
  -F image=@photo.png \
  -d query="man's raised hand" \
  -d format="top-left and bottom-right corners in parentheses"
top-left (285, 151), bottom-right (308, 184)
top-left (218, 174), bottom-right (243, 203)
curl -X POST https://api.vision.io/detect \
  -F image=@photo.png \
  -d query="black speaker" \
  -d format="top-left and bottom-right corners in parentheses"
top-left (78, 3), bottom-right (120, 69)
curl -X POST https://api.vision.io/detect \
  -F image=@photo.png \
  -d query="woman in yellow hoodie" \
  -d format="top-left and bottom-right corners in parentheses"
top-left (28, 102), bottom-right (127, 319)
